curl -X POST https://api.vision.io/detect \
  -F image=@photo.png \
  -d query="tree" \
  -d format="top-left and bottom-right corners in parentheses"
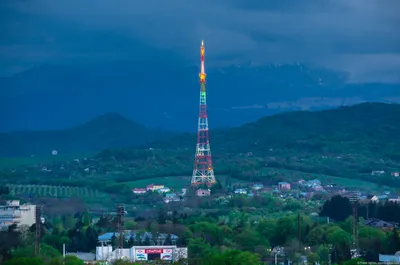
top-left (0, 224), bottom-right (22, 260)
top-left (270, 216), bottom-right (295, 246)
top-left (124, 221), bottom-right (137, 230)
top-left (204, 250), bottom-right (262, 265)
top-left (307, 225), bottom-right (326, 246)
top-left (82, 209), bottom-right (90, 226)
top-left (3, 257), bottom-right (43, 265)
top-left (320, 195), bottom-right (352, 222)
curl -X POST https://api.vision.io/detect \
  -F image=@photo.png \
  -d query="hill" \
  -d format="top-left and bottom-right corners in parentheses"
top-left (1, 63), bottom-right (400, 132)
top-left (0, 113), bottom-right (174, 156)
top-left (2, 103), bottom-right (400, 204)
top-left (153, 102), bottom-right (400, 158)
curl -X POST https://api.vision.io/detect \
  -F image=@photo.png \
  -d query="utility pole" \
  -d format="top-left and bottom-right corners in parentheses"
top-left (349, 191), bottom-right (360, 258)
top-left (116, 204), bottom-right (125, 260)
top-left (298, 212), bottom-right (302, 251)
top-left (35, 205), bottom-right (42, 256)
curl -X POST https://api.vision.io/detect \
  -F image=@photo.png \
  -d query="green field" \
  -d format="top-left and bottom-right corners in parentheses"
top-left (6, 184), bottom-right (105, 199)
top-left (0, 152), bottom-right (94, 169)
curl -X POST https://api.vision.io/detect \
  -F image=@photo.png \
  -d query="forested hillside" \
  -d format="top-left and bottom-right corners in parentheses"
top-left (153, 102), bottom-right (400, 159)
top-left (0, 113), bottom-right (174, 156)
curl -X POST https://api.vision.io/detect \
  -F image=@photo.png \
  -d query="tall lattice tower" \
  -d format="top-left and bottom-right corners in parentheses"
top-left (191, 40), bottom-right (216, 186)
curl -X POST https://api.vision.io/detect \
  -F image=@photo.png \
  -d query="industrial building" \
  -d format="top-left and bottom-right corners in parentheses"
top-left (96, 245), bottom-right (187, 262)
top-left (96, 232), bottom-right (187, 262)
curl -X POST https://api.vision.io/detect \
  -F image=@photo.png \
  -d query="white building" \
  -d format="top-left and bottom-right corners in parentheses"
top-left (157, 187), bottom-right (171, 194)
top-left (234, 189), bottom-right (247, 194)
top-left (0, 200), bottom-right (37, 230)
top-left (96, 245), bottom-right (187, 262)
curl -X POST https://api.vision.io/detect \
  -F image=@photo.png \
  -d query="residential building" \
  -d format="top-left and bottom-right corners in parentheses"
top-left (379, 252), bottom-right (400, 263)
top-left (252, 184), bottom-right (264, 191)
top-left (371, 195), bottom-right (389, 202)
top-left (388, 195), bottom-right (400, 203)
top-left (132, 188), bottom-right (147, 194)
top-left (278, 182), bottom-right (291, 191)
top-left (371, 170), bottom-right (385, 176)
top-left (146, 184), bottom-right (165, 192)
top-left (196, 189), bottom-right (210, 197)
top-left (164, 193), bottom-right (180, 203)
top-left (234, 189), bottom-right (247, 194)
top-left (0, 200), bottom-right (39, 230)
top-left (157, 187), bottom-right (171, 194)
top-left (364, 218), bottom-right (399, 231)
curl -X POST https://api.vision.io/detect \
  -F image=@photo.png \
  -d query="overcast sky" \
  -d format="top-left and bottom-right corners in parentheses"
top-left (1, 0), bottom-right (399, 82)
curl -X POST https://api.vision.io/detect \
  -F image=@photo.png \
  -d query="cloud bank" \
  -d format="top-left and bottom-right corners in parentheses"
top-left (1, 0), bottom-right (399, 82)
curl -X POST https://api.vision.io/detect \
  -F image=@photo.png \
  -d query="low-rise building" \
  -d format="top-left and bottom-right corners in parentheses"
top-left (146, 184), bottom-right (165, 192)
top-left (96, 244), bottom-right (187, 263)
top-left (388, 195), bottom-right (400, 203)
top-left (379, 252), bottom-right (400, 263)
top-left (234, 189), bottom-right (247, 194)
top-left (365, 218), bottom-right (399, 231)
top-left (157, 187), bottom-right (171, 194)
top-left (196, 189), bottom-right (210, 197)
top-left (252, 184), bottom-right (264, 191)
top-left (132, 188), bottom-right (147, 194)
top-left (0, 200), bottom-right (37, 230)
top-left (278, 182), bottom-right (291, 191)
top-left (371, 195), bottom-right (389, 202)
top-left (164, 193), bottom-right (181, 203)
top-left (371, 170), bottom-right (385, 176)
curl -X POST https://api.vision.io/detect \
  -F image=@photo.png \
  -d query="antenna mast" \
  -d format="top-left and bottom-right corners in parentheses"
top-left (191, 40), bottom-right (216, 187)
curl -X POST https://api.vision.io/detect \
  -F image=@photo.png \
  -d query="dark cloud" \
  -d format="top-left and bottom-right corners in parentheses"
top-left (1, 0), bottom-right (399, 82)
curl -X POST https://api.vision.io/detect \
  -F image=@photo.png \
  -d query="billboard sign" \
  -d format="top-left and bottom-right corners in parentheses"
top-left (161, 253), bottom-right (172, 260)
top-left (145, 249), bottom-right (164, 254)
top-left (135, 249), bottom-right (148, 261)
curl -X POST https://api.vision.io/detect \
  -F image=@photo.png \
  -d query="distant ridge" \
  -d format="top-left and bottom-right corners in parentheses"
top-left (150, 102), bottom-right (400, 155)
top-left (2, 63), bottom-right (400, 132)
top-left (0, 113), bottom-right (174, 157)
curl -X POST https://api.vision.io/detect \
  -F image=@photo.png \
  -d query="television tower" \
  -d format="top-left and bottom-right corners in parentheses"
top-left (191, 40), bottom-right (216, 186)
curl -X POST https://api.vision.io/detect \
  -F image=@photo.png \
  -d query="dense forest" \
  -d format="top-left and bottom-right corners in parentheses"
top-left (1, 194), bottom-right (399, 265)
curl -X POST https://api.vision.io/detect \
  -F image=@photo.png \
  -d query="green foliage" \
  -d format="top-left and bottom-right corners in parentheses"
top-left (3, 257), bottom-right (44, 265)
top-left (6, 184), bottom-right (104, 199)
top-left (320, 195), bottom-right (353, 221)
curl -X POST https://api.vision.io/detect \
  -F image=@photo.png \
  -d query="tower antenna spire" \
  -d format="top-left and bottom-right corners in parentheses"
top-left (191, 40), bottom-right (216, 187)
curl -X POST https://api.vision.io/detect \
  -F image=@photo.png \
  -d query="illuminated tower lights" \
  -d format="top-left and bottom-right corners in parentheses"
top-left (190, 40), bottom-right (216, 187)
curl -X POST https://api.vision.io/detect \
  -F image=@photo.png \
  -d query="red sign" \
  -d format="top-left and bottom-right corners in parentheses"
top-left (145, 249), bottom-right (164, 254)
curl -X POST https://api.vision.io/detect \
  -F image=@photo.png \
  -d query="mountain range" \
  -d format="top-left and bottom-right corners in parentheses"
top-left (1, 63), bottom-right (400, 132)
top-left (1, 102), bottom-right (400, 158)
